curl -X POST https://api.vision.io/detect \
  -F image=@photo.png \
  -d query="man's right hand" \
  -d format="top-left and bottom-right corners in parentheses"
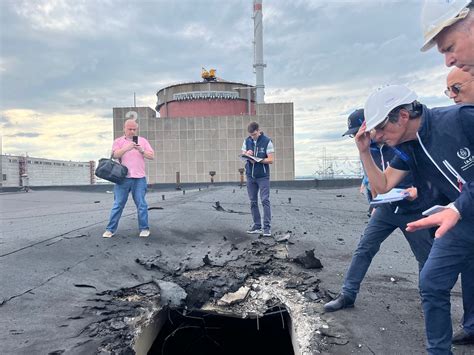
top-left (245, 150), bottom-right (254, 156)
top-left (355, 122), bottom-right (371, 153)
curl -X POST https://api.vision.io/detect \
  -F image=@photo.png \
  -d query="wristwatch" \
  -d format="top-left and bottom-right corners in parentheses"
top-left (447, 203), bottom-right (461, 219)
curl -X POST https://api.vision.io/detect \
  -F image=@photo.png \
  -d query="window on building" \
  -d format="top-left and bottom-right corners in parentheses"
top-left (2, 174), bottom-right (6, 181)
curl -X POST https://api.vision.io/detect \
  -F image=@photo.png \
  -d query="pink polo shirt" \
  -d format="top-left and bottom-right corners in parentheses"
top-left (112, 136), bottom-right (153, 178)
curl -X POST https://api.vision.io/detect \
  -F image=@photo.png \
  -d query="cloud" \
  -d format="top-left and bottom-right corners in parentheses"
top-left (7, 132), bottom-right (40, 138)
top-left (1, 109), bottom-right (112, 162)
top-left (0, 115), bottom-right (13, 127)
top-left (179, 23), bottom-right (213, 41)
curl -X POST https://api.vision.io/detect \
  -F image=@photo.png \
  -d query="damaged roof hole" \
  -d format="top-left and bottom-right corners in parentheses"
top-left (141, 307), bottom-right (295, 355)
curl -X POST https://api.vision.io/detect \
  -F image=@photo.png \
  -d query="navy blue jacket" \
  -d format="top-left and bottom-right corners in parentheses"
top-left (391, 104), bottom-right (474, 220)
top-left (244, 133), bottom-right (272, 178)
top-left (370, 141), bottom-right (443, 213)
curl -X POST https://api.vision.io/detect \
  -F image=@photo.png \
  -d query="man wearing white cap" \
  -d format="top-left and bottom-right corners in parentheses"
top-left (355, 84), bottom-right (474, 354)
top-left (421, 0), bottom-right (474, 75)
top-left (324, 109), bottom-right (436, 313)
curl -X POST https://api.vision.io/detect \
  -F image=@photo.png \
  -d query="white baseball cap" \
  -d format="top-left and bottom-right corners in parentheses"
top-left (364, 85), bottom-right (418, 132)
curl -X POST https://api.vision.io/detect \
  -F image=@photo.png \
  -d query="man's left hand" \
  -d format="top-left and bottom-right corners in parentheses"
top-left (134, 144), bottom-right (145, 153)
top-left (404, 187), bottom-right (418, 201)
top-left (406, 208), bottom-right (461, 238)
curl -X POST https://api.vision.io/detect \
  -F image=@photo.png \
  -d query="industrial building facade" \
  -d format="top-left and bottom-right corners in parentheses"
top-left (1, 155), bottom-right (95, 187)
top-left (112, 81), bottom-right (295, 184)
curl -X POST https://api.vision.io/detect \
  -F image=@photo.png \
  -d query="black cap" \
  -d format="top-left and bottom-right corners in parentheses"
top-left (342, 109), bottom-right (364, 136)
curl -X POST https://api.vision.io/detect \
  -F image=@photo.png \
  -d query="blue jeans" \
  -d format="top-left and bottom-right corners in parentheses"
top-left (342, 204), bottom-right (434, 301)
top-left (419, 219), bottom-right (474, 355)
top-left (106, 177), bottom-right (149, 233)
top-left (246, 175), bottom-right (271, 230)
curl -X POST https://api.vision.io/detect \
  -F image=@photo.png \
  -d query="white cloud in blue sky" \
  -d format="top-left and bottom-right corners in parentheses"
top-left (0, 0), bottom-right (454, 176)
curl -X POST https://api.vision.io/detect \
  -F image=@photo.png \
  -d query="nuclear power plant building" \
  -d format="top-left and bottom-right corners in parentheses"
top-left (112, 80), bottom-right (295, 184)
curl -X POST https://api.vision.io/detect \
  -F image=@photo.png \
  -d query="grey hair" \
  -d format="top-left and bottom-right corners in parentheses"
top-left (387, 101), bottom-right (422, 123)
top-left (124, 119), bottom-right (138, 128)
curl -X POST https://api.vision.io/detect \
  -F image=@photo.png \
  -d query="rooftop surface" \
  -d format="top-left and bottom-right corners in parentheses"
top-left (0, 186), bottom-right (468, 354)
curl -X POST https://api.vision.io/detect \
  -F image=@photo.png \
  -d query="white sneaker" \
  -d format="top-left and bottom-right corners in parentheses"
top-left (102, 230), bottom-right (114, 238)
top-left (139, 229), bottom-right (150, 238)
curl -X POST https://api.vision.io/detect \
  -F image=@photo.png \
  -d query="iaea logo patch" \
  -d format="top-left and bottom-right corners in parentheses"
top-left (457, 147), bottom-right (471, 160)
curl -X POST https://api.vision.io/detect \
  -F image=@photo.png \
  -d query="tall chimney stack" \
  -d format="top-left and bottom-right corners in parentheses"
top-left (253, 0), bottom-right (266, 104)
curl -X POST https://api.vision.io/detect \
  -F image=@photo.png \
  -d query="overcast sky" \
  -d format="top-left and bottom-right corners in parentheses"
top-left (0, 0), bottom-right (454, 177)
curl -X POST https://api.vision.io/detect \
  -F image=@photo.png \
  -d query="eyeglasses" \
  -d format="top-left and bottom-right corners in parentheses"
top-left (368, 116), bottom-right (390, 136)
top-left (444, 78), bottom-right (474, 97)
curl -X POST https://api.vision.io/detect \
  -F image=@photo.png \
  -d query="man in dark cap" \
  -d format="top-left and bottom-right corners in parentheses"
top-left (343, 109), bottom-right (373, 215)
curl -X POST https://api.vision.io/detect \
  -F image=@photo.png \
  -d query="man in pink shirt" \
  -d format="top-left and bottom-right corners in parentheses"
top-left (103, 112), bottom-right (155, 238)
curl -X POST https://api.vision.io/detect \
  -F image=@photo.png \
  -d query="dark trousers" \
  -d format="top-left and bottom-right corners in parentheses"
top-left (342, 204), bottom-right (434, 301)
top-left (419, 219), bottom-right (474, 355)
top-left (246, 175), bottom-right (271, 230)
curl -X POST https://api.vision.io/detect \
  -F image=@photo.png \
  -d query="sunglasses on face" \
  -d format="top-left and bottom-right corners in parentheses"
top-left (444, 78), bottom-right (474, 97)
top-left (368, 116), bottom-right (390, 136)
top-left (374, 116), bottom-right (390, 131)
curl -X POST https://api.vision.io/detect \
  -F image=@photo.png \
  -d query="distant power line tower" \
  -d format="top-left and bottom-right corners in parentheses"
top-left (313, 147), bottom-right (362, 179)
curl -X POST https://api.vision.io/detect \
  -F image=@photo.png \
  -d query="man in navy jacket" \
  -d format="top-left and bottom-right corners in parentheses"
top-left (356, 84), bottom-right (474, 355)
top-left (324, 109), bottom-right (436, 313)
top-left (242, 121), bottom-right (274, 237)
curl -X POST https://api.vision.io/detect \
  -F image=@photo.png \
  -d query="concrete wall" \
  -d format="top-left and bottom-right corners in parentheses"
top-left (1, 155), bottom-right (93, 187)
top-left (2, 156), bottom-right (20, 187)
top-left (256, 103), bottom-right (295, 182)
top-left (113, 103), bottom-right (295, 184)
